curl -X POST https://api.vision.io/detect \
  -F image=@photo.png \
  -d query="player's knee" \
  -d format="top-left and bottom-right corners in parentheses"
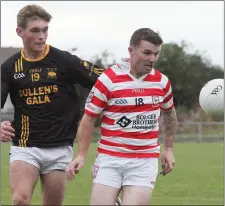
top-left (122, 197), bottom-right (149, 206)
top-left (90, 193), bottom-right (106, 205)
top-left (90, 184), bottom-right (119, 205)
top-left (12, 192), bottom-right (31, 206)
top-left (122, 186), bottom-right (153, 205)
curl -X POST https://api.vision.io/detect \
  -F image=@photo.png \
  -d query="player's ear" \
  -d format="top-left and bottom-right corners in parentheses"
top-left (16, 27), bottom-right (23, 38)
top-left (128, 46), bottom-right (134, 55)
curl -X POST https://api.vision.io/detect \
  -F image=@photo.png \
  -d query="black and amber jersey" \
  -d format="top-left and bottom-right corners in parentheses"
top-left (1, 45), bottom-right (104, 148)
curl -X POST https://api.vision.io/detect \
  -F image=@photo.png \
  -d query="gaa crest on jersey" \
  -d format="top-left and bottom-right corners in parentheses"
top-left (115, 99), bottom-right (128, 105)
top-left (14, 73), bottom-right (25, 79)
top-left (152, 96), bottom-right (160, 106)
top-left (47, 68), bottom-right (57, 80)
top-left (86, 91), bottom-right (94, 103)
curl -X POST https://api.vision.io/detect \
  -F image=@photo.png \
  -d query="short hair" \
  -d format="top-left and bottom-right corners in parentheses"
top-left (17, 4), bottom-right (52, 29)
top-left (130, 28), bottom-right (163, 47)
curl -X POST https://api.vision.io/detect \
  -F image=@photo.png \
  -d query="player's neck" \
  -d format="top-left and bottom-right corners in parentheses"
top-left (22, 45), bottom-right (46, 60)
top-left (130, 71), bottom-right (141, 79)
top-left (130, 68), bottom-right (148, 79)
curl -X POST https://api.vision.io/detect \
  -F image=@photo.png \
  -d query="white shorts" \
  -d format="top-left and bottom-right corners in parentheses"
top-left (9, 145), bottom-right (74, 174)
top-left (92, 154), bottom-right (158, 189)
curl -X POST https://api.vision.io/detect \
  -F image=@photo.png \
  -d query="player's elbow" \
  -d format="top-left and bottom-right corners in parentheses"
top-left (80, 114), bottom-right (98, 128)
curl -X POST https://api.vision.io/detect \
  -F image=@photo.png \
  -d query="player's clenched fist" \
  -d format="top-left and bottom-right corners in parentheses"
top-left (0, 121), bottom-right (15, 142)
top-left (66, 155), bottom-right (85, 181)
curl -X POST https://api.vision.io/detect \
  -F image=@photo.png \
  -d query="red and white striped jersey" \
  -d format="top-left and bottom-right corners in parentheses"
top-left (84, 61), bottom-right (174, 158)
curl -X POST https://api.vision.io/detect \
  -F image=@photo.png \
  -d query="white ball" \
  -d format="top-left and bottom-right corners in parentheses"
top-left (199, 78), bottom-right (224, 116)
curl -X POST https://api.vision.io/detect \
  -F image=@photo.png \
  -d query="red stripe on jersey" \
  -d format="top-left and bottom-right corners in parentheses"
top-left (99, 139), bottom-right (160, 150)
top-left (101, 128), bottom-right (158, 139)
top-left (84, 109), bottom-right (100, 117)
top-left (104, 67), bottom-right (133, 83)
top-left (111, 88), bottom-right (164, 98)
top-left (98, 147), bottom-right (160, 158)
top-left (102, 116), bottom-right (115, 125)
top-left (113, 75), bottom-right (133, 83)
top-left (163, 80), bottom-right (171, 94)
top-left (107, 104), bottom-right (160, 113)
top-left (163, 93), bottom-right (173, 103)
top-left (94, 79), bottom-right (111, 100)
top-left (143, 69), bottom-right (162, 82)
top-left (91, 96), bottom-right (108, 108)
top-left (104, 68), bottom-right (117, 80)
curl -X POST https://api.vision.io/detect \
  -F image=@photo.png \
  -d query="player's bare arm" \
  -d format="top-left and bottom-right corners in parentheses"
top-left (160, 107), bottom-right (177, 176)
top-left (67, 114), bottom-right (98, 180)
top-left (162, 107), bottom-right (177, 148)
top-left (77, 114), bottom-right (98, 158)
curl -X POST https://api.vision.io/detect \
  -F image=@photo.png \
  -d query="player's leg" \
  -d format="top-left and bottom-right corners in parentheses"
top-left (9, 146), bottom-right (41, 205)
top-left (121, 186), bottom-right (153, 205)
top-left (40, 171), bottom-right (66, 205)
top-left (40, 146), bottom-right (73, 205)
top-left (90, 183), bottom-right (121, 205)
top-left (121, 158), bottom-right (158, 205)
top-left (90, 154), bottom-right (122, 205)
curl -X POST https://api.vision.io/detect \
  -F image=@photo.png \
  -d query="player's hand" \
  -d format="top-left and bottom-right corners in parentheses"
top-left (160, 147), bottom-right (175, 176)
top-left (0, 121), bottom-right (15, 142)
top-left (66, 155), bottom-right (85, 181)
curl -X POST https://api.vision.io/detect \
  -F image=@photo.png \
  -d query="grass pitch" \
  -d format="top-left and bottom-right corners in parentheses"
top-left (1, 142), bottom-right (223, 205)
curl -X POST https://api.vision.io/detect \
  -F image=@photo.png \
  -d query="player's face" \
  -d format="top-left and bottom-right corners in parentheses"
top-left (17, 18), bottom-right (49, 53)
top-left (129, 40), bottom-right (161, 76)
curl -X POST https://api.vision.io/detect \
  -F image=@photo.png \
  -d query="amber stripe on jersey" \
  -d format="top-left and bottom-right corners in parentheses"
top-left (19, 115), bottom-right (29, 147)
top-left (93, 67), bottom-right (104, 76)
top-left (17, 59), bottom-right (20, 72)
top-left (14, 57), bottom-right (23, 73)
top-left (14, 61), bottom-right (18, 73)
top-left (20, 56), bottom-right (23, 72)
top-left (23, 116), bottom-right (30, 147)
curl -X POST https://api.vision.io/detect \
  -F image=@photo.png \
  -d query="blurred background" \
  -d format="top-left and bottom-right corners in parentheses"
top-left (1, 1), bottom-right (224, 205)
top-left (1, 0), bottom-right (224, 140)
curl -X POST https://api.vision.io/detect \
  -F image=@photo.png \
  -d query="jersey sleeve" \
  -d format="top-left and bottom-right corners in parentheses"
top-left (160, 78), bottom-right (174, 111)
top-left (63, 51), bottom-right (105, 89)
top-left (84, 70), bottom-right (112, 117)
top-left (1, 62), bottom-right (12, 109)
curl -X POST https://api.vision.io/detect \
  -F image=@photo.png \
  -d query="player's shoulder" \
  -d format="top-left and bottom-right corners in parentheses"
top-left (49, 45), bottom-right (71, 58)
top-left (104, 61), bottom-right (130, 76)
top-left (152, 68), bottom-right (172, 90)
top-left (49, 45), bottom-right (70, 57)
top-left (153, 68), bottom-right (170, 82)
top-left (99, 61), bottom-right (129, 82)
top-left (111, 61), bottom-right (130, 72)
top-left (1, 51), bottom-right (21, 70)
top-left (48, 45), bottom-right (81, 67)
